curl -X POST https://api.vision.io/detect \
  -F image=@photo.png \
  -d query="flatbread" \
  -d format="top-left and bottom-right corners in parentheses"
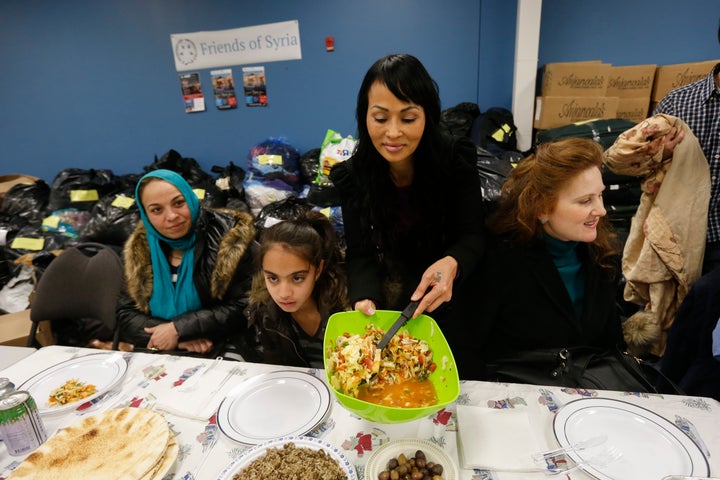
top-left (10, 408), bottom-right (170, 480)
top-left (142, 435), bottom-right (179, 480)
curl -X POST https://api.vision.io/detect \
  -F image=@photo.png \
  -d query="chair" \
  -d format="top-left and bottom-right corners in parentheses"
top-left (27, 242), bottom-right (124, 350)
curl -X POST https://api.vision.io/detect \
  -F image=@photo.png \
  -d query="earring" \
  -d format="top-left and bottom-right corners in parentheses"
top-left (540, 219), bottom-right (547, 225)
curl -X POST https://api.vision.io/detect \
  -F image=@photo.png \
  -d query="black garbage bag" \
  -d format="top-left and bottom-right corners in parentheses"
top-left (210, 161), bottom-right (250, 212)
top-left (81, 192), bottom-right (140, 246)
top-left (0, 180), bottom-right (50, 226)
top-left (47, 168), bottom-right (120, 212)
top-left (440, 102), bottom-right (481, 138)
top-left (0, 212), bottom-right (31, 244)
top-left (3, 225), bottom-right (70, 262)
top-left (0, 213), bottom-right (31, 289)
top-left (79, 173), bottom-right (140, 246)
top-left (116, 173), bottom-right (143, 192)
top-left (306, 184), bottom-right (340, 208)
top-left (211, 161), bottom-right (247, 203)
top-left (212, 161), bottom-right (246, 195)
top-left (188, 179), bottom-right (227, 209)
top-left (254, 197), bottom-right (313, 233)
top-left (476, 146), bottom-right (513, 212)
top-left (299, 148), bottom-right (321, 186)
top-left (0, 248), bottom-right (19, 292)
top-left (146, 149), bottom-right (213, 185)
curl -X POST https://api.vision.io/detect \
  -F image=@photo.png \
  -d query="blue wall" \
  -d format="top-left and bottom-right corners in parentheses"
top-left (1, 0), bottom-right (718, 183)
top-left (538, 0), bottom-right (719, 66)
top-left (0, 0), bottom-right (489, 181)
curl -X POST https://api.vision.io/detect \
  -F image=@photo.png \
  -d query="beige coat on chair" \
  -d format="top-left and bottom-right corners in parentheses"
top-left (604, 114), bottom-right (710, 357)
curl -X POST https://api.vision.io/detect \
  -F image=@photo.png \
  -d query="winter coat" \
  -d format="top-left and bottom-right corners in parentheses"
top-left (604, 114), bottom-right (710, 357)
top-left (246, 300), bottom-right (343, 368)
top-left (459, 239), bottom-right (624, 380)
top-left (116, 208), bottom-right (256, 352)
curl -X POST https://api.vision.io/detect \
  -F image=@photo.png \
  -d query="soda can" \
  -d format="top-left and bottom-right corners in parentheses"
top-left (0, 378), bottom-right (15, 398)
top-left (0, 391), bottom-right (47, 456)
top-left (0, 377), bottom-right (16, 441)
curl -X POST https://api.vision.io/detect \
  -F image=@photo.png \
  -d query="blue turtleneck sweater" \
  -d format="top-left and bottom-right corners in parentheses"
top-left (544, 233), bottom-right (585, 320)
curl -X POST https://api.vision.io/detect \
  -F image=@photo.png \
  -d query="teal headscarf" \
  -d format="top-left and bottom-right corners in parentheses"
top-left (135, 169), bottom-right (202, 320)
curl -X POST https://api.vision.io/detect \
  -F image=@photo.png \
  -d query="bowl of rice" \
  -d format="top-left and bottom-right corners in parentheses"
top-left (323, 310), bottom-right (460, 424)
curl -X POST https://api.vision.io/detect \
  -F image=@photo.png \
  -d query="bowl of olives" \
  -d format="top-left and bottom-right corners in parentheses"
top-left (364, 438), bottom-right (458, 480)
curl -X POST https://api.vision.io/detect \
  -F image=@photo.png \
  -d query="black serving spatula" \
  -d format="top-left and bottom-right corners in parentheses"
top-left (376, 300), bottom-right (420, 350)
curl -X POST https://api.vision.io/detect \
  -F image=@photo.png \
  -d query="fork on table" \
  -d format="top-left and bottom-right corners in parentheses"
top-left (205, 366), bottom-right (243, 397)
top-left (531, 435), bottom-right (608, 464)
top-left (530, 442), bottom-right (623, 476)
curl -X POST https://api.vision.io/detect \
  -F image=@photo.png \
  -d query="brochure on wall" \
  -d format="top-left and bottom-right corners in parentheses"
top-left (179, 72), bottom-right (205, 113)
top-left (210, 69), bottom-right (238, 110)
top-left (242, 66), bottom-right (268, 107)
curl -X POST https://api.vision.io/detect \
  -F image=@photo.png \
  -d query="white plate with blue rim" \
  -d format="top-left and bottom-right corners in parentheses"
top-left (553, 397), bottom-right (709, 480)
top-left (216, 370), bottom-right (331, 445)
top-left (215, 435), bottom-right (356, 480)
top-left (18, 352), bottom-right (128, 415)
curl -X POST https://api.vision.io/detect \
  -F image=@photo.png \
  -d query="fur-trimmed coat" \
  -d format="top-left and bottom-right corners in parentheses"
top-left (116, 208), bottom-right (257, 350)
top-left (604, 115), bottom-right (710, 357)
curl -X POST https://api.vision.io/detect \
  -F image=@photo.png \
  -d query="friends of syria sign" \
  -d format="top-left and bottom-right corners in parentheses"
top-left (170, 20), bottom-right (302, 71)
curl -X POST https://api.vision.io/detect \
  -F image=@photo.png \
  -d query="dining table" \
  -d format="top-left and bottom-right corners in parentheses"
top-left (1, 345), bottom-right (719, 480)
top-left (0, 346), bottom-right (35, 372)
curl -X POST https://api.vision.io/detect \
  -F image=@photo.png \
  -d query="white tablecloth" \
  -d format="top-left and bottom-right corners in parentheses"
top-left (1, 346), bottom-right (718, 480)
top-left (0, 346), bottom-right (36, 372)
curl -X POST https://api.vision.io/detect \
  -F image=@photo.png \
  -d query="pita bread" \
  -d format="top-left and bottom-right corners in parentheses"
top-left (141, 435), bottom-right (179, 480)
top-left (10, 408), bottom-right (170, 480)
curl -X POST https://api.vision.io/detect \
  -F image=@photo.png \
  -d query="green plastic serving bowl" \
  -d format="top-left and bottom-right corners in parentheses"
top-left (323, 310), bottom-right (460, 424)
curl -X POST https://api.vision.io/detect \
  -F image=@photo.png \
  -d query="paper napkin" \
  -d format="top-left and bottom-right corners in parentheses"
top-left (456, 404), bottom-right (542, 471)
top-left (154, 367), bottom-right (237, 421)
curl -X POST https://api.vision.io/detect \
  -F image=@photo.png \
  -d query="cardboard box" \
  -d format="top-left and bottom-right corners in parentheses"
top-left (0, 309), bottom-right (31, 346)
top-left (534, 96), bottom-right (619, 130)
top-left (541, 62), bottom-right (612, 97)
top-left (652, 59), bottom-right (719, 101)
top-left (616, 97), bottom-right (651, 123)
top-left (606, 65), bottom-right (656, 98)
top-left (0, 310), bottom-right (52, 346)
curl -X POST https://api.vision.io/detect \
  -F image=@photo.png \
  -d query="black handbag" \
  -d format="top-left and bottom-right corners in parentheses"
top-left (486, 346), bottom-right (682, 394)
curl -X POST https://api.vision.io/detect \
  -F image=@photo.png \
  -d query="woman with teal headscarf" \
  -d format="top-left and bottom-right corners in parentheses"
top-left (117, 169), bottom-right (258, 357)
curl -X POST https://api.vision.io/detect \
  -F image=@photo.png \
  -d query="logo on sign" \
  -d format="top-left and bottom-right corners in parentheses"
top-left (175, 39), bottom-right (198, 66)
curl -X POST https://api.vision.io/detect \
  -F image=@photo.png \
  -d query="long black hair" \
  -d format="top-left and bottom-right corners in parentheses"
top-left (351, 53), bottom-right (464, 250)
